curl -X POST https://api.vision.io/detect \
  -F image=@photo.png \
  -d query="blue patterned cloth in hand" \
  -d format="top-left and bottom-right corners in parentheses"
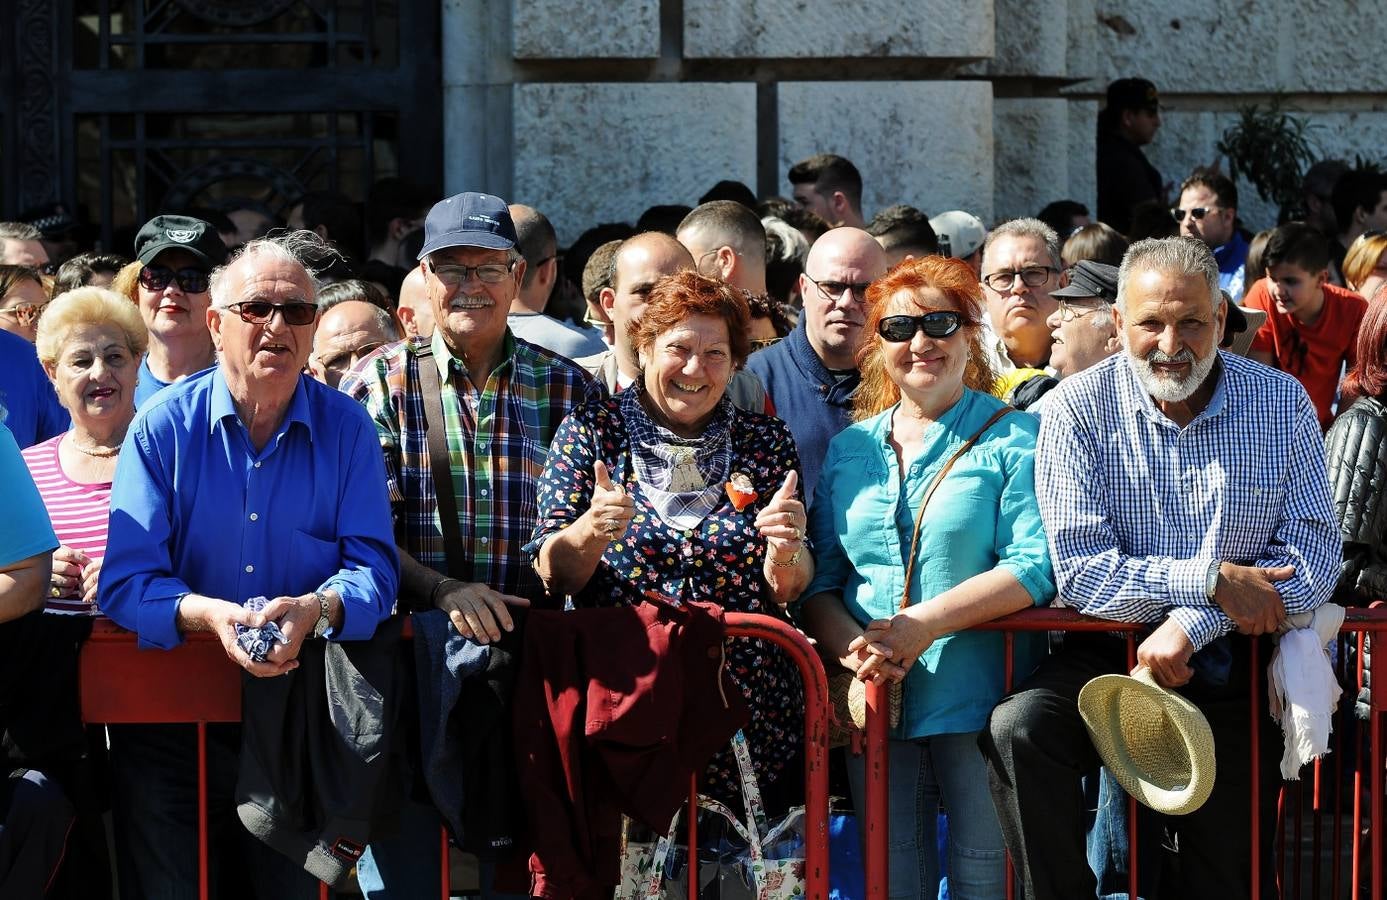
top-left (235, 595), bottom-right (288, 662)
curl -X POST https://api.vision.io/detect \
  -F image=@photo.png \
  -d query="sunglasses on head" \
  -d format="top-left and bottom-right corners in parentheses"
top-left (224, 301), bottom-right (319, 326)
top-left (877, 311), bottom-right (963, 342)
top-left (139, 265), bottom-right (209, 294)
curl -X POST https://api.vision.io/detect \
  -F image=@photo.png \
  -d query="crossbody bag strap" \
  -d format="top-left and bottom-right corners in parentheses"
top-left (416, 347), bottom-right (468, 579)
top-left (898, 406), bottom-right (1014, 611)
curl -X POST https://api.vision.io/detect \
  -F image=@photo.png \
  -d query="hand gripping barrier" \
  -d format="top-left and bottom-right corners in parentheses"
top-left (78, 612), bottom-right (831, 900)
top-left (857, 606), bottom-right (1387, 900)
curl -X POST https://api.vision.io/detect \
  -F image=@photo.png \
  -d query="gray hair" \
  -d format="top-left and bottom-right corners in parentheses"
top-left (983, 217), bottom-right (1062, 269)
top-left (762, 216), bottom-right (809, 264)
top-left (209, 229), bottom-right (331, 309)
top-left (0, 221), bottom-right (43, 242)
top-left (1116, 237), bottom-right (1223, 312)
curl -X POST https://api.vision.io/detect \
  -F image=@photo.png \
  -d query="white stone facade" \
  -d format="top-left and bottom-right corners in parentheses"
top-left (445, 0), bottom-right (1387, 245)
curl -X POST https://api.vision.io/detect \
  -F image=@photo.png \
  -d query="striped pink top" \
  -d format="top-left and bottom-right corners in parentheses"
top-left (20, 434), bottom-right (112, 616)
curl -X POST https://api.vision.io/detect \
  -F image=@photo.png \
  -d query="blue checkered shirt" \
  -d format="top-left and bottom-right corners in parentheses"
top-left (1037, 351), bottom-right (1339, 651)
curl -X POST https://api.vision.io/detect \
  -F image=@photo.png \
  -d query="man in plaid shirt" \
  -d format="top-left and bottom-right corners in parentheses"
top-left (342, 191), bottom-right (602, 898)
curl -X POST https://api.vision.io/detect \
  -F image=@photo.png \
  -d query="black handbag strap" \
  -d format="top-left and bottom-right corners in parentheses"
top-left (416, 346), bottom-right (468, 579)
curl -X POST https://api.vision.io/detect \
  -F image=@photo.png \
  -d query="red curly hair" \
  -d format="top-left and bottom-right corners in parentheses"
top-left (1343, 290), bottom-right (1387, 401)
top-left (629, 270), bottom-right (752, 367)
top-left (853, 255), bottom-right (997, 421)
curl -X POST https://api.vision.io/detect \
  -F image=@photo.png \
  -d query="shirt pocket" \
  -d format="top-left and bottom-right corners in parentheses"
top-left (1222, 474), bottom-right (1287, 551)
top-left (292, 529), bottom-right (341, 585)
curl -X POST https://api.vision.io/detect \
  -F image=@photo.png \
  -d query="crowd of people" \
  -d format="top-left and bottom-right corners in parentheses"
top-left (0, 75), bottom-right (1383, 900)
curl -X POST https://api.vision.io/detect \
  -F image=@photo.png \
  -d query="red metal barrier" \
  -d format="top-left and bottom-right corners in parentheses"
top-left (859, 606), bottom-right (1387, 900)
top-left (78, 612), bottom-right (832, 900)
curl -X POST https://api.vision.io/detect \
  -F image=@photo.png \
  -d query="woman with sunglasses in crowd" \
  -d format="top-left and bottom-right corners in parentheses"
top-left (798, 256), bottom-right (1053, 900)
top-left (110, 215), bottom-right (228, 408)
top-left (0, 263), bottom-right (50, 343)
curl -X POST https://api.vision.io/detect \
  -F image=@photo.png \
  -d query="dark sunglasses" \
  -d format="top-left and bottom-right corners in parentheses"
top-left (877, 312), bottom-right (963, 342)
top-left (225, 301), bottom-right (319, 326)
top-left (139, 265), bottom-right (210, 294)
top-left (1169, 206), bottom-right (1220, 223)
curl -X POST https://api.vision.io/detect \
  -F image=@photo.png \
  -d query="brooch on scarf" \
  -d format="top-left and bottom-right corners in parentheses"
top-left (725, 471), bottom-right (759, 511)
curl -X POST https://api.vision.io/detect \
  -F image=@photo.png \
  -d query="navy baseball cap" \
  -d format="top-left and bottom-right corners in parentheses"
top-left (417, 192), bottom-right (517, 259)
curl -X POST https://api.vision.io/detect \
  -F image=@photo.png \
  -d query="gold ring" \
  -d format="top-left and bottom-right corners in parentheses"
top-left (50, 586), bottom-right (61, 598)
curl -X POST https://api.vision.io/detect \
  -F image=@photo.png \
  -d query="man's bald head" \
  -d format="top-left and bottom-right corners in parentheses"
top-left (397, 264), bottom-right (434, 338)
top-left (800, 227), bottom-right (889, 370)
top-left (310, 299), bottom-right (398, 387)
top-left (602, 232), bottom-right (694, 374)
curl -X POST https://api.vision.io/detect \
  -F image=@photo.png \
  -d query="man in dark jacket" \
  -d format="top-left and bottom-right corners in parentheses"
top-left (1096, 78), bottom-right (1166, 235)
top-left (745, 227), bottom-right (888, 503)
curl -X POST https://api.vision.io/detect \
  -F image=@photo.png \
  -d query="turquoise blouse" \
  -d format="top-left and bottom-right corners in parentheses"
top-left (803, 389), bottom-right (1054, 739)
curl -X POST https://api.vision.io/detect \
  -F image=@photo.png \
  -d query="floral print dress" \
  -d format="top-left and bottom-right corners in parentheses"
top-left (530, 394), bottom-right (805, 802)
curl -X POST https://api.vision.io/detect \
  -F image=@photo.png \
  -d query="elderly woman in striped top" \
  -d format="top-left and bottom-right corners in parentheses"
top-left (21, 287), bottom-right (147, 613)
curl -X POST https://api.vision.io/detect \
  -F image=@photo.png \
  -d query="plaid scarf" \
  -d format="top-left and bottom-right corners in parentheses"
top-left (621, 386), bottom-right (734, 531)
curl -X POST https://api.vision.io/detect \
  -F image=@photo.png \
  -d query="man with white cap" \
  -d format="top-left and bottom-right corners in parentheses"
top-left (929, 209), bottom-right (986, 279)
top-left (980, 236), bottom-right (1338, 900)
top-left (343, 191), bottom-right (602, 897)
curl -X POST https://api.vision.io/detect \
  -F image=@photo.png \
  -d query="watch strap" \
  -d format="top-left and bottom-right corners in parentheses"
top-left (312, 590), bottom-right (331, 637)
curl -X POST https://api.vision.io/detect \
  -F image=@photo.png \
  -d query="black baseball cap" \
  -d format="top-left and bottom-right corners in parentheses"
top-left (417, 192), bottom-right (517, 259)
top-left (1052, 260), bottom-right (1120, 303)
top-left (1105, 78), bottom-right (1160, 114)
top-left (134, 215), bottom-right (227, 268)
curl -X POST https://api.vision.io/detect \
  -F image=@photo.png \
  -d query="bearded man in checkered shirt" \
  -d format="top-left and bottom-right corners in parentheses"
top-left (981, 236), bottom-right (1338, 900)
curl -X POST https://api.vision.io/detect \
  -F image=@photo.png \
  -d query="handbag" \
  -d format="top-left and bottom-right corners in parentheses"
top-left (615, 731), bottom-right (807, 900)
top-left (826, 406), bottom-right (1015, 748)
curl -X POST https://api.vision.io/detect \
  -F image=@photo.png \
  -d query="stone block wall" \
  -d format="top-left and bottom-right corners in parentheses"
top-left (444, 0), bottom-right (1387, 245)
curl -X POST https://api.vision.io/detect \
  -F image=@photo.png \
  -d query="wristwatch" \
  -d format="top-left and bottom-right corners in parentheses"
top-left (1204, 560), bottom-right (1221, 600)
top-left (311, 590), bottom-right (332, 638)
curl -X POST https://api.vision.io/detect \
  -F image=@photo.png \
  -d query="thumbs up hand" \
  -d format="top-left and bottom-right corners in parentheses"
top-left (754, 471), bottom-right (806, 565)
top-left (587, 459), bottom-right (635, 545)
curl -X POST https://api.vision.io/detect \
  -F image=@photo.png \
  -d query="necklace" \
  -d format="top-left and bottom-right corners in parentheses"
top-left (665, 446), bottom-right (706, 492)
top-left (67, 436), bottom-right (121, 458)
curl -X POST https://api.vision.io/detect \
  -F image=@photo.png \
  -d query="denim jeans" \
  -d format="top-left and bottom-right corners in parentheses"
top-left (356, 798), bottom-right (524, 900)
top-left (846, 731), bottom-right (1005, 900)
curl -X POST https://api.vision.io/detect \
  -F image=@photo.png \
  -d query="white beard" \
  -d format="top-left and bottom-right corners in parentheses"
top-left (1124, 341), bottom-right (1219, 403)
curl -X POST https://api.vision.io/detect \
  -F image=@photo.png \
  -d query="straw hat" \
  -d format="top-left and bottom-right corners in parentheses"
top-left (1078, 667), bottom-right (1216, 816)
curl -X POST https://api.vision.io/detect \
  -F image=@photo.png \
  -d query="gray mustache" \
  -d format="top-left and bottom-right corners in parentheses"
top-left (1145, 349), bottom-right (1195, 365)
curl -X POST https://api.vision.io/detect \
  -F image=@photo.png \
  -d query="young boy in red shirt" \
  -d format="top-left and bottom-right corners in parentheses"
top-left (1244, 222), bottom-right (1367, 429)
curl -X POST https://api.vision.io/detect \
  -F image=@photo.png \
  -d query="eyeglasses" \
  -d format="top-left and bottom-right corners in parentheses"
top-left (804, 273), bottom-right (872, 303)
top-left (1169, 206), bottom-right (1222, 223)
top-left (877, 311), bottom-right (963, 342)
top-left (428, 260), bottom-right (515, 287)
top-left (0, 301), bottom-right (48, 326)
top-left (224, 301), bottom-right (319, 326)
top-left (750, 337), bottom-right (782, 352)
top-left (1056, 299), bottom-right (1110, 322)
top-left (139, 265), bottom-right (210, 294)
top-left (982, 266), bottom-right (1059, 292)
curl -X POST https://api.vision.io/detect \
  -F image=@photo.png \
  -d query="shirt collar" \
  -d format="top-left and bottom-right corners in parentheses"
top-left (430, 328), bottom-right (517, 382)
top-left (786, 316), bottom-right (855, 387)
top-left (208, 365), bottom-right (314, 442)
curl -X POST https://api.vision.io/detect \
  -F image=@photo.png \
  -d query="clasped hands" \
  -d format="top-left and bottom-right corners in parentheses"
top-left (844, 610), bottom-right (935, 686)
top-left (51, 546), bottom-right (101, 607)
top-left (185, 593), bottom-right (324, 678)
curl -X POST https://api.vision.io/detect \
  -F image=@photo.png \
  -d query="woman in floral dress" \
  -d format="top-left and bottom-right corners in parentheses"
top-left (529, 270), bottom-right (813, 805)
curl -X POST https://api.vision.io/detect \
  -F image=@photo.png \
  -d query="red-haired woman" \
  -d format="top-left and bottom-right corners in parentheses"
top-left (1326, 296), bottom-right (1387, 602)
top-left (798, 255), bottom-right (1054, 900)
top-left (529, 270), bottom-right (812, 803)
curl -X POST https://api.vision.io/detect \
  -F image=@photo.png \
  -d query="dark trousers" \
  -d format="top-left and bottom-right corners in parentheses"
top-left (108, 722), bottom-right (321, 900)
top-left (979, 634), bottom-right (1281, 900)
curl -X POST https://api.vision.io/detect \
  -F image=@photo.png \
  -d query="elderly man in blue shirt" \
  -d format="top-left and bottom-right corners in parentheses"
top-left (981, 236), bottom-right (1339, 900)
top-left (101, 231), bottom-right (400, 899)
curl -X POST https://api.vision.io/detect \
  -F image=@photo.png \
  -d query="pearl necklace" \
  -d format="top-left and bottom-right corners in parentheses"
top-left (67, 437), bottom-right (120, 458)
